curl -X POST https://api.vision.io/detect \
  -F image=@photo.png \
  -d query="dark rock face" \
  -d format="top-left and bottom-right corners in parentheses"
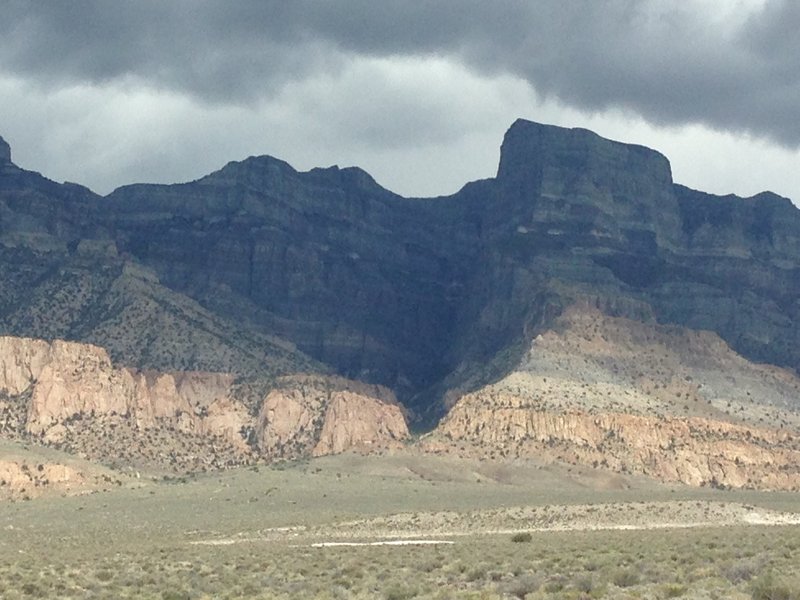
top-left (0, 136), bottom-right (10, 164)
top-left (104, 158), bottom-right (478, 395)
top-left (454, 121), bottom-right (799, 397)
top-left (659, 186), bottom-right (800, 369)
top-left (0, 119), bottom-right (798, 419)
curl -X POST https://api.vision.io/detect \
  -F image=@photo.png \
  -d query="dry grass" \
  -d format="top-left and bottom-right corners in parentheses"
top-left (0, 452), bottom-right (798, 598)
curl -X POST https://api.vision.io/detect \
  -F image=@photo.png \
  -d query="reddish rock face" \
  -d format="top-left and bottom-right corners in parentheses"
top-left (425, 305), bottom-right (800, 491)
top-left (0, 336), bottom-right (408, 472)
top-left (431, 405), bottom-right (800, 490)
top-left (255, 375), bottom-right (408, 459)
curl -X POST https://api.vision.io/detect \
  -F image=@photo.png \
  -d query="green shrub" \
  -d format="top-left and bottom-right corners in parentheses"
top-left (612, 568), bottom-right (639, 588)
top-left (573, 574), bottom-right (594, 593)
top-left (511, 532), bottom-right (532, 543)
top-left (95, 569), bottom-right (114, 582)
top-left (161, 591), bottom-right (190, 600)
top-left (750, 572), bottom-right (800, 600)
top-left (662, 583), bottom-right (687, 598)
top-left (384, 583), bottom-right (418, 600)
top-left (721, 556), bottom-right (763, 583)
top-left (502, 574), bottom-right (541, 599)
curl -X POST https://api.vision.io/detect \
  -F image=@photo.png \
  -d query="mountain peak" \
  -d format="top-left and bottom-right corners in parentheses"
top-left (497, 119), bottom-right (673, 189)
top-left (0, 135), bottom-right (11, 165)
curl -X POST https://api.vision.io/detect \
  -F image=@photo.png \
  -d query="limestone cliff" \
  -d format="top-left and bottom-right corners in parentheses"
top-left (1, 120), bottom-right (800, 489)
top-left (430, 404), bottom-right (800, 490)
top-left (0, 337), bottom-right (409, 472)
top-left (0, 335), bottom-right (252, 470)
top-left (443, 121), bottom-right (799, 417)
top-left (256, 375), bottom-right (408, 459)
top-left (425, 306), bottom-right (800, 490)
top-left (1, 120), bottom-right (798, 420)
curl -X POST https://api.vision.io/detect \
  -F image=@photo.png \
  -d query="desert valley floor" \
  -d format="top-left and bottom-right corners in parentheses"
top-left (2, 441), bottom-right (799, 599)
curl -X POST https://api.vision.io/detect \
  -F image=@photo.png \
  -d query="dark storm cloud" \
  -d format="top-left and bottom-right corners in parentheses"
top-left (1, 1), bottom-right (799, 145)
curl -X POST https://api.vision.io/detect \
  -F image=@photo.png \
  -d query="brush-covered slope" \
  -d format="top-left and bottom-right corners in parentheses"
top-left (0, 336), bottom-right (408, 474)
top-left (425, 304), bottom-right (800, 490)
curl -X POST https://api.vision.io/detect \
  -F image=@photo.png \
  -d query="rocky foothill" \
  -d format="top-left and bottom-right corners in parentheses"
top-left (0, 336), bottom-right (408, 475)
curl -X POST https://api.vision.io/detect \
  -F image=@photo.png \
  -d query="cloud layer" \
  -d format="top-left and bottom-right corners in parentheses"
top-left (4, 1), bottom-right (797, 144)
top-left (1, 1), bottom-right (798, 202)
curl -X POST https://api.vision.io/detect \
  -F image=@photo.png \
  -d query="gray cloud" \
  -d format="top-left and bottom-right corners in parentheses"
top-left (2, 1), bottom-right (798, 146)
top-left (1, 1), bottom-right (800, 206)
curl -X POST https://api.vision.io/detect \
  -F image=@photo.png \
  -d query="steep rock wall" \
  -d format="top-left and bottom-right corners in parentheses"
top-left (256, 375), bottom-right (408, 458)
top-left (0, 337), bottom-right (409, 471)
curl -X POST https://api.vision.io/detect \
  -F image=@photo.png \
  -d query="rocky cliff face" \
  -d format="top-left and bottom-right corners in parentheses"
top-left (429, 406), bottom-right (800, 490)
top-left (103, 160), bottom-right (475, 396)
top-left (425, 306), bottom-right (800, 490)
top-left (1, 120), bottom-right (799, 488)
top-left (0, 336), bottom-right (408, 472)
top-left (443, 121), bottom-right (799, 411)
top-left (256, 375), bottom-right (408, 458)
top-left (1, 120), bottom-right (798, 417)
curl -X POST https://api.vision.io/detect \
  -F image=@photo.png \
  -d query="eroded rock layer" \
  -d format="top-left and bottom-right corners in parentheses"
top-left (425, 306), bottom-right (800, 490)
top-left (0, 336), bottom-right (408, 473)
top-left (256, 375), bottom-right (408, 459)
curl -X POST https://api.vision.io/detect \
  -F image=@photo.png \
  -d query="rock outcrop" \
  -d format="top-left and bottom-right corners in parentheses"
top-left (0, 136), bottom-right (10, 165)
top-left (425, 306), bottom-right (800, 490)
top-left (0, 459), bottom-right (121, 501)
top-left (0, 335), bottom-right (252, 470)
top-left (256, 375), bottom-right (408, 459)
top-left (429, 403), bottom-right (800, 490)
top-left (0, 336), bottom-right (409, 472)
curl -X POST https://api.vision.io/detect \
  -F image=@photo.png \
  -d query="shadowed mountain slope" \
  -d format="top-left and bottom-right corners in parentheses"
top-left (0, 121), bottom-right (798, 423)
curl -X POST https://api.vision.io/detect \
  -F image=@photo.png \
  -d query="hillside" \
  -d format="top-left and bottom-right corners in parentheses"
top-left (424, 304), bottom-right (800, 489)
top-left (1, 121), bottom-right (799, 489)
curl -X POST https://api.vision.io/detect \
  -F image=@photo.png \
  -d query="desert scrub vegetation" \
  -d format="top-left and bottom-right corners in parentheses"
top-left (1, 455), bottom-right (799, 598)
top-left (750, 571), bottom-right (800, 600)
top-left (0, 525), bottom-right (798, 598)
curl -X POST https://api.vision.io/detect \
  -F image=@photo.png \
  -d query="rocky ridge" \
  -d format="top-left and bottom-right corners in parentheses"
top-left (1, 120), bottom-right (799, 491)
top-left (0, 336), bottom-right (408, 473)
top-left (256, 375), bottom-right (408, 458)
top-left (424, 306), bottom-right (800, 490)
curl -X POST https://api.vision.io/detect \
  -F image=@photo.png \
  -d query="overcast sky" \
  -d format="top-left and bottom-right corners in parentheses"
top-left (1, 0), bottom-right (799, 205)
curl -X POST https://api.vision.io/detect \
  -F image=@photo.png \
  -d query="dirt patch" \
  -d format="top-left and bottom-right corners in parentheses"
top-left (186, 500), bottom-right (800, 547)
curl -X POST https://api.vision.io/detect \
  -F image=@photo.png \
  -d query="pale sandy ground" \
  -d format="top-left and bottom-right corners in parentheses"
top-left (188, 499), bottom-right (800, 546)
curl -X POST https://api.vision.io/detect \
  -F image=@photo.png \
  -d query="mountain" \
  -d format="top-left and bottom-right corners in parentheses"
top-left (0, 336), bottom-right (408, 476)
top-left (0, 121), bottom-right (798, 489)
top-left (422, 304), bottom-right (800, 489)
